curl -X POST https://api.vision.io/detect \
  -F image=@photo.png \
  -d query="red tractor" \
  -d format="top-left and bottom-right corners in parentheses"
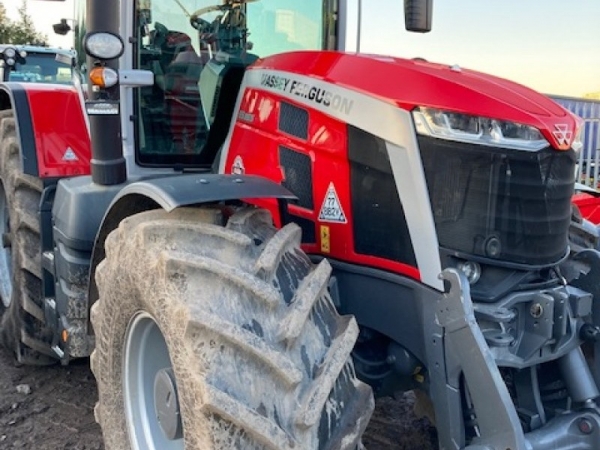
top-left (0, 0), bottom-right (597, 449)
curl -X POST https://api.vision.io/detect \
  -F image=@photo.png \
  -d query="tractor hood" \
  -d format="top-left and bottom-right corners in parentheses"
top-left (252, 51), bottom-right (581, 151)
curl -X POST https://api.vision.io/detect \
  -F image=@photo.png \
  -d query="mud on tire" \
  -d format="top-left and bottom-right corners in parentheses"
top-left (91, 207), bottom-right (374, 449)
top-left (0, 110), bottom-right (55, 365)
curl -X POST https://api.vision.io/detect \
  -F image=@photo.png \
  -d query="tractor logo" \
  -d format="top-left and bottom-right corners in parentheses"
top-left (552, 124), bottom-right (573, 147)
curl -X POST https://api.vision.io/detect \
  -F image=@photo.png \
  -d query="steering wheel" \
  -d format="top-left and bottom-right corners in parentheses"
top-left (189, 0), bottom-right (259, 30)
top-left (189, 5), bottom-right (221, 31)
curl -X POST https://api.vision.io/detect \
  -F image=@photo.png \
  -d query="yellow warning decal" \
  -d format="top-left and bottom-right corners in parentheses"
top-left (320, 225), bottom-right (330, 253)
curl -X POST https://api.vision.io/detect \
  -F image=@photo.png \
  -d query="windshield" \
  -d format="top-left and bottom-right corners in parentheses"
top-left (139, 0), bottom-right (324, 57)
top-left (9, 53), bottom-right (74, 85)
top-left (135, 0), bottom-right (325, 166)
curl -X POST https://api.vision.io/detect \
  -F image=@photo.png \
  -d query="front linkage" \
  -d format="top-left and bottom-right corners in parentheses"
top-left (432, 267), bottom-right (600, 449)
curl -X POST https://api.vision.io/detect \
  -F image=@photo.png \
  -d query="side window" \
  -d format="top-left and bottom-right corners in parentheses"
top-left (246, 0), bottom-right (325, 56)
top-left (136, 1), bottom-right (211, 159)
top-left (134, 0), bottom-right (327, 165)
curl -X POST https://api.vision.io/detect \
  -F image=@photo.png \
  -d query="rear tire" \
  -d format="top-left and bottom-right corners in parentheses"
top-left (91, 207), bottom-right (374, 449)
top-left (0, 110), bottom-right (55, 365)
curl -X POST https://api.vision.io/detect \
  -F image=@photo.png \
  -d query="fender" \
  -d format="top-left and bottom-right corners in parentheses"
top-left (85, 173), bottom-right (296, 311)
top-left (573, 192), bottom-right (600, 224)
top-left (0, 82), bottom-right (90, 178)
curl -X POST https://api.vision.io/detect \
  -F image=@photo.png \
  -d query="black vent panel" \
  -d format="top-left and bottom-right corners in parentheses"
top-left (279, 102), bottom-right (309, 140)
top-left (348, 126), bottom-right (417, 267)
top-left (280, 146), bottom-right (314, 210)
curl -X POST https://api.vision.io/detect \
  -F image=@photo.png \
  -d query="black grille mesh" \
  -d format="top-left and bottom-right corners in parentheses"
top-left (279, 102), bottom-right (309, 140)
top-left (349, 126), bottom-right (417, 266)
top-left (419, 136), bottom-right (575, 266)
top-left (280, 146), bottom-right (314, 210)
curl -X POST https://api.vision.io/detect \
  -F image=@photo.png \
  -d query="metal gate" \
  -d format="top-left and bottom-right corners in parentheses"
top-left (550, 95), bottom-right (600, 188)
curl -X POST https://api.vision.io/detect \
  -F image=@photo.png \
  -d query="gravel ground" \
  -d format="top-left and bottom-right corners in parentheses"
top-left (0, 347), bottom-right (437, 449)
top-left (0, 349), bottom-right (101, 449)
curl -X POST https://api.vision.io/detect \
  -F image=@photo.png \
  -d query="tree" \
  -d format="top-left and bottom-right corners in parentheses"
top-left (0, 1), bottom-right (47, 45)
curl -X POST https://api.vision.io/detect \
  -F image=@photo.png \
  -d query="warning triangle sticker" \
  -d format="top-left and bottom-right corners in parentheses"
top-left (62, 147), bottom-right (78, 161)
top-left (318, 183), bottom-right (347, 223)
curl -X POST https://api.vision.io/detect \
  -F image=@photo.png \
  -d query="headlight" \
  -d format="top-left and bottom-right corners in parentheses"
top-left (4, 48), bottom-right (16, 58)
top-left (84, 32), bottom-right (124, 60)
top-left (412, 107), bottom-right (549, 151)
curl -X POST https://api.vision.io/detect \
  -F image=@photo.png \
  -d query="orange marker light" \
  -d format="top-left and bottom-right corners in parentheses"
top-left (88, 66), bottom-right (118, 88)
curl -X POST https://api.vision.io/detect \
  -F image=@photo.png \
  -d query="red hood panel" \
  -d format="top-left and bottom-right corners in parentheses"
top-left (406, 59), bottom-right (566, 117)
top-left (252, 51), bottom-right (580, 150)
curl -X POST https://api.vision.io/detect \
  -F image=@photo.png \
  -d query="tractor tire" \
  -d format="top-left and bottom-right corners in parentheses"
top-left (91, 207), bottom-right (374, 450)
top-left (0, 110), bottom-right (55, 365)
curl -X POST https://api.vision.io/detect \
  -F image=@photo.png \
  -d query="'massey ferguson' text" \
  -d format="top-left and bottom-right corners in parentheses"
top-left (260, 73), bottom-right (354, 115)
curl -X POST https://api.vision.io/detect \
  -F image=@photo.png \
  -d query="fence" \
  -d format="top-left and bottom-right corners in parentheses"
top-left (549, 95), bottom-right (600, 188)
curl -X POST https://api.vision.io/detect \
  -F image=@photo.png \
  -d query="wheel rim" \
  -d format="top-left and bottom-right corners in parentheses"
top-left (123, 311), bottom-right (184, 450)
top-left (0, 183), bottom-right (12, 308)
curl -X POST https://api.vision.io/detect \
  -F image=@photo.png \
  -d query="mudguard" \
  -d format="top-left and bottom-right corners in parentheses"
top-left (573, 192), bottom-right (600, 225)
top-left (86, 173), bottom-right (296, 301)
top-left (0, 82), bottom-right (90, 178)
top-left (110, 173), bottom-right (296, 212)
top-left (48, 173), bottom-right (295, 358)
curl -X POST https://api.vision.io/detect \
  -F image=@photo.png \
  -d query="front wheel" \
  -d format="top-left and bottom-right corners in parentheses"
top-left (91, 207), bottom-right (374, 449)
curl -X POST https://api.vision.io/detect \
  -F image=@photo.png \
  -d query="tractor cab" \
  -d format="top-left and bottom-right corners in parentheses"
top-left (0, 45), bottom-right (76, 84)
top-left (133, 0), bottom-right (330, 167)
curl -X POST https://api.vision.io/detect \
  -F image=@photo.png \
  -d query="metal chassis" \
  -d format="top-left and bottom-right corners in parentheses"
top-left (326, 256), bottom-right (600, 449)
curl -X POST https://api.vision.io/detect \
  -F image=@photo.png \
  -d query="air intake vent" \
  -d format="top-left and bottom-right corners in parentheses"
top-left (280, 146), bottom-right (314, 210)
top-left (279, 102), bottom-right (308, 140)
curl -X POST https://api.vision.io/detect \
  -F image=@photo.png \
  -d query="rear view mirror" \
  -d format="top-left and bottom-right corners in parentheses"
top-left (404, 0), bottom-right (433, 33)
top-left (53, 19), bottom-right (72, 35)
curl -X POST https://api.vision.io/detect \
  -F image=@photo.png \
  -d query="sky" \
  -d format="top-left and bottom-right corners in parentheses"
top-left (3, 0), bottom-right (74, 48)
top-left (4, 0), bottom-right (599, 97)
top-left (358, 0), bottom-right (600, 97)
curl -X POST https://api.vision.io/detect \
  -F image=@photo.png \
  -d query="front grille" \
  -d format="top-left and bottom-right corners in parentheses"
top-left (419, 136), bottom-right (576, 267)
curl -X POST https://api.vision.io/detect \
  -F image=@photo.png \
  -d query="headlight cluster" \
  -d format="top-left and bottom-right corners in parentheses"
top-left (1, 47), bottom-right (27, 67)
top-left (412, 107), bottom-right (549, 151)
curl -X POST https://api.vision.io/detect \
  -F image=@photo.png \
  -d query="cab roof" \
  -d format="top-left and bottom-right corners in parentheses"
top-left (0, 44), bottom-right (75, 58)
